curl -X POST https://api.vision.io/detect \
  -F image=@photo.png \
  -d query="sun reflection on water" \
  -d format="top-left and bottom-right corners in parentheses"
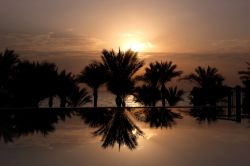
top-left (125, 95), bottom-right (142, 107)
top-left (132, 129), bottom-right (137, 135)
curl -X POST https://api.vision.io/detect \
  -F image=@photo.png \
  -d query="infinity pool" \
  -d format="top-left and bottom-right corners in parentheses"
top-left (0, 108), bottom-right (249, 166)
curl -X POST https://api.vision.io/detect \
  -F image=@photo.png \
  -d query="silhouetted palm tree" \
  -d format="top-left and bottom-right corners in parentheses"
top-left (37, 61), bottom-right (58, 107)
top-left (185, 66), bottom-right (224, 88)
top-left (133, 85), bottom-right (161, 106)
top-left (136, 61), bottom-right (182, 107)
top-left (137, 62), bottom-right (160, 88)
top-left (57, 70), bottom-right (76, 107)
top-left (0, 49), bottom-right (19, 83)
top-left (156, 61), bottom-right (182, 107)
top-left (10, 61), bottom-right (58, 107)
top-left (0, 49), bottom-right (20, 106)
top-left (101, 49), bottom-right (144, 107)
top-left (78, 62), bottom-right (107, 107)
top-left (67, 86), bottom-right (92, 107)
top-left (135, 63), bottom-right (161, 106)
top-left (184, 66), bottom-right (228, 106)
top-left (165, 86), bottom-right (184, 106)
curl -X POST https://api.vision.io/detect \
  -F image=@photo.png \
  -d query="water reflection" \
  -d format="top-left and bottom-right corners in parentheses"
top-left (0, 108), bottom-right (184, 150)
top-left (78, 108), bottom-right (113, 128)
top-left (78, 108), bottom-right (144, 150)
top-left (0, 108), bottom-right (73, 143)
top-left (2, 107), bottom-right (243, 150)
top-left (189, 107), bottom-right (220, 123)
top-left (187, 107), bottom-right (242, 124)
top-left (134, 108), bottom-right (182, 129)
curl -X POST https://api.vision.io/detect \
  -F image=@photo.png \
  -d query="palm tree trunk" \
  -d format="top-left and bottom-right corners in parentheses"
top-left (60, 96), bottom-right (66, 107)
top-left (93, 88), bottom-right (98, 107)
top-left (49, 96), bottom-right (53, 108)
top-left (122, 96), bottom-right (126, 107)
top-left (115, 95), bottom-right (122, 107)
top-left (161, 84), bottom-right (166, 107)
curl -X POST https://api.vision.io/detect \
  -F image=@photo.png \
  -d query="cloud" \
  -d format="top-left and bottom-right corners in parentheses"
top-left (0, 32), bottom-right (105, 52)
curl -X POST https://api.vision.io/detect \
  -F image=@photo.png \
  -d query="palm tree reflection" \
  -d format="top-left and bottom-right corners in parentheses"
top-left (79, 108), bottom-right (113, 128)
top-left (189, 107), bottom-right (223, 124)
top-left (134, 108), bottom-right (182, 129)
top-left (79, 108), bottom-right (144, 150)
top-left (0, 108), bottom-right (73, 143)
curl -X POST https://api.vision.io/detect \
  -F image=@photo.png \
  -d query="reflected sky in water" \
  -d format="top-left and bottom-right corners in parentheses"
top-left (0, 108), bottom-right (250, 166)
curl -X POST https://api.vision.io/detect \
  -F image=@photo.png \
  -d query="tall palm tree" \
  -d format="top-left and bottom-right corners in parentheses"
top-left (78, 62), bottom-right (107, 107)
top-left (136, 61), bottom-right (182, 107)
top-left (0, 49), bottom-right (20, 83)
top-left (67, 86), bottom-right (92, 107)
top-left (10, 61), bottom-right (58, 107)
top-left (185, 66), bottom-right (224, 88)
top-left (133, 85), bottom-right (161, 106)
top-left (134, 62), bottom-right (161, 106)
top-left (57, 70), bottom-right (76, 107)
top-left (101, 49), bottom-right (144, 107)
top-left (156, 61), bottom-right (182, 107)
top-left (37, 61), bottom-right (58, 107)
top-left (138, 62), bottom-right (160, 88)
top-left (184, 66), bottom-right (227, 106)
top-left (165, 86), bottom-right (184, 106)
top-left (0, 49), bottom-right (20, 106)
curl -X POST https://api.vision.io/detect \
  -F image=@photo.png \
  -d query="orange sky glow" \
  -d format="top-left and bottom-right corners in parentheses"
top-left (0, 0), bottom-right (250, 53)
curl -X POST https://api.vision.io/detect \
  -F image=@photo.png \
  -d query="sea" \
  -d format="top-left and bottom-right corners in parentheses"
top-left (39, 91), bottom-right (191, 108)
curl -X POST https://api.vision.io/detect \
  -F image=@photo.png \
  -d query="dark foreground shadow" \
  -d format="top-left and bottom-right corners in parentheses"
top-left (0, 108), bottom-right (73, 143)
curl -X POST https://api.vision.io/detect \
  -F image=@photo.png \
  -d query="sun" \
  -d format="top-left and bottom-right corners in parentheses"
top-left (122, 40), bottom-right (146, 52)
top-left (129, 42), bottom-right (146, 52)
top-left (118, 32), bottom-right (156, 52)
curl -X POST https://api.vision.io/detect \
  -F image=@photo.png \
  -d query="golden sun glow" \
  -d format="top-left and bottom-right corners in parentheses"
top-left (122, 41), bottom-right (146, 52)
top-left (129, 42), bottom-right (146, 52)
top-left (132, 129), bottom-right (137, 135)
top-left (119, 33), bottom-right (156, 52)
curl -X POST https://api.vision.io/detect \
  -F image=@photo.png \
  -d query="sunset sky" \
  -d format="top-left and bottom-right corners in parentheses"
top-left (1, 0), bottom-right (250, 53)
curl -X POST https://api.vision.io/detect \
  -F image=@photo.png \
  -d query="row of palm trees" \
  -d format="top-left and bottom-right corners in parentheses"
top-left (134, 61), bottom-right (183, 106)
top-left (78, 49), bottom-right (186, 107)
top-left (0, 49), bottom-right (91, 107)
top-left (78, 49), bottom-right (233, 108)
top-left (1, 48), bottom-right (249, 108)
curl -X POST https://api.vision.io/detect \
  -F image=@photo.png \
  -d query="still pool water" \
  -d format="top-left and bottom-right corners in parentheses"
top-left (0, 108), bottom-right (250, 166)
